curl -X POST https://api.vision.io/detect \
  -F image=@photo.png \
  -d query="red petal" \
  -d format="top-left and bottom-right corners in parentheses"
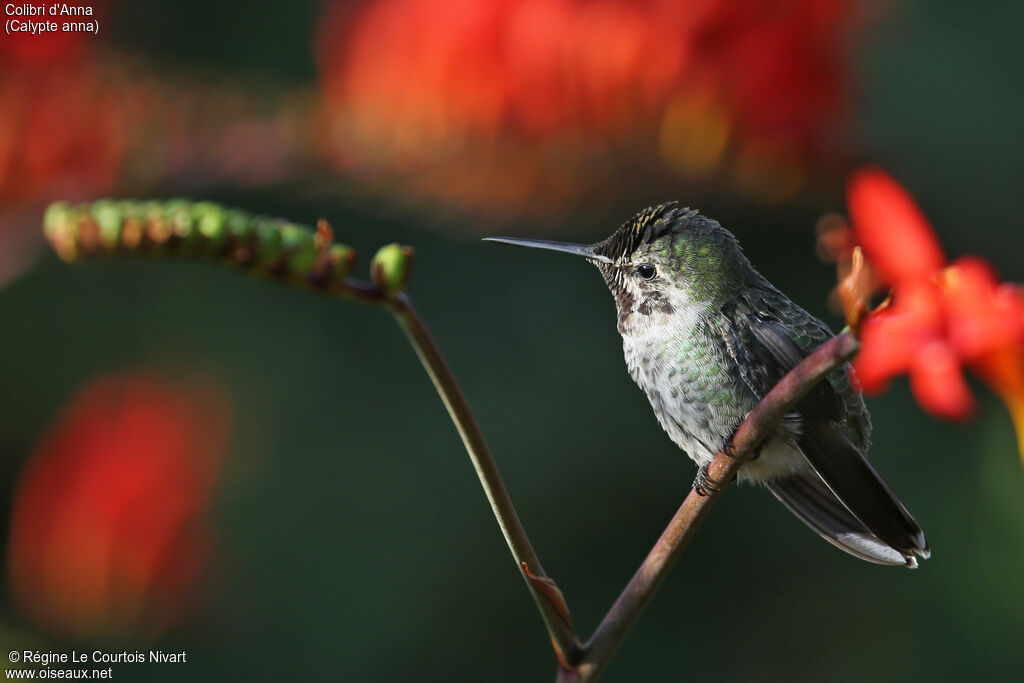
top-left (889, 278), bottom-right (944, 326)
top-left (846, 167), bottom-right (945, 284)
top-left (943, 257), bottom-right (1024, 359)
top-left (852, 311), bottom-right (919, 392)
top-left (909, 342), bottom-right (975, 420)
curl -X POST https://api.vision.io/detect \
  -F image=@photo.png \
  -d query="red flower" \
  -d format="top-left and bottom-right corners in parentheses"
top-left (846, 168), bottom-right (945, 285)
top-left (316, 0), bottom-right (858, 209)
top-left (7, 373), bottom-right (230, 638)
top-left (845, 167), bottom-right (1024, 458)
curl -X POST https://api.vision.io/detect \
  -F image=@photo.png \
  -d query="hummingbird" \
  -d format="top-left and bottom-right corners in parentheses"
top-left (486, 203), bottom-right (929, 567)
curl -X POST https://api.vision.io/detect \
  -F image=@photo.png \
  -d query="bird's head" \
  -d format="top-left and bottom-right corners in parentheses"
top-left (486, 203), bottom-right (753, 327)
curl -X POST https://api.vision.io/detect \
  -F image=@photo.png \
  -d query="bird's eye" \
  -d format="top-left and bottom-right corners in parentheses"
top-left (636, 263), bottom-right (656, 280)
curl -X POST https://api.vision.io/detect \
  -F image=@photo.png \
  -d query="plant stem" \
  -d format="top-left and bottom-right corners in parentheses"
top-left (570, 331), bottom-right (860, 682)
top-left (389, 294), bottom-right (581, 664)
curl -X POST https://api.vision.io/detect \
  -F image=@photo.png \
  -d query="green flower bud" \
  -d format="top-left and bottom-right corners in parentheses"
top-left (193, 201), bottom-right (228, 251)
top-left (43, 202), bottom-right (78, 262)
top-left (118, 201), bottom-right (146, 249)
top-left (328, 244), bottom-right (355, 283)
top-left (140, 200), bottom-right (171, 244)
top-left (90, 199), bottom-right (122, 249)
top-left (371, 243), bottom-right (414, 297)
top-left (281, 224), bottom-right (317, 274)
top-left (224, 210), bottom-right (253, 241)
top-left (253, 218), bottom-right (284, 268)
top-left (161, 199), bottom-right (194, 246)
top-left (43, 201), bottom-right (71, 241)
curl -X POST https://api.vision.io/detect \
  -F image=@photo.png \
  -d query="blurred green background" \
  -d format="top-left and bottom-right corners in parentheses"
top-left (1, 0), bottom-right (1024, 681)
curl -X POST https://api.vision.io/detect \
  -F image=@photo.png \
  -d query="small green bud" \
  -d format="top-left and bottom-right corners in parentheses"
top-left (371, 243), bottom-right (413, 297)
top-left (43, 201), bottom-right (71, 241)
top-left (162, 199), bottom-right (194, 246)
top-left (329, 244), bottom-right (355, 282)
top-left (43, 202), bottom-right (78, 261)
top-left (224, 209), bottom-right (253, 240)
top-left (253, 218), bottom-right (284, 268)
top-left (281, 224), bottom-right (317, 274)
top-left (118, 201), bottom-right (146, 249)
top-left (90, 199), bottom-right (122, 249)
top-left (140, 200), bottom-right (172, 244)
top-left (194, 201), bottom-right (228, 250)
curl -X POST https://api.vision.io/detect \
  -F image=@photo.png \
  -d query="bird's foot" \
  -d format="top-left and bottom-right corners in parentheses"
top-left (721, 436), bottom-right (763, 461)
top-left (693, 463), bottom-right (728, 497)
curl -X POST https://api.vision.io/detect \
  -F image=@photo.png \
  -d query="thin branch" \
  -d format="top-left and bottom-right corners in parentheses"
top-left (389, 294), bottom-right (580, 663)
top-left (568, 331), bottom-right (861, 682)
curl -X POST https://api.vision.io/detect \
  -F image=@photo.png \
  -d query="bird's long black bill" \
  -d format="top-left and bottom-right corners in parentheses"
top-left (483, 237), bottom-right (611, 264)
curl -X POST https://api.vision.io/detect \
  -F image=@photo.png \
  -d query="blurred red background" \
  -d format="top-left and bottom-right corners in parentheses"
top-left (7, 373), bottom-right (230, 638)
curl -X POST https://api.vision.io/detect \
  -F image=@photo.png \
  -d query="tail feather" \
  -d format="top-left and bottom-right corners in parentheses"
top-left (797, 421), bottom-right (929, 561)
top-left (768, 473), bottom-right (922, 567)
